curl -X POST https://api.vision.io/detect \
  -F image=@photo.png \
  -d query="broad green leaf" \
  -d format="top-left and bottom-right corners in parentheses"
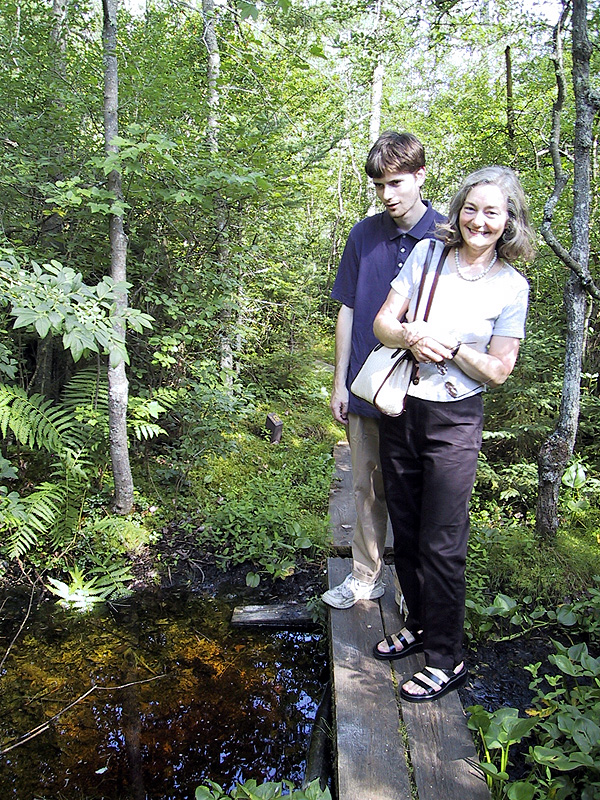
top-left (35, 317), bottom-right (51, 339)
top-left (239, 0), bottom-right (258, 20)
top-left (245, 571), bottom-right (260, 588)
top-left (507, 782), bottom-right (536, 800)
top-left (562, 461), bottom-right (586, 489)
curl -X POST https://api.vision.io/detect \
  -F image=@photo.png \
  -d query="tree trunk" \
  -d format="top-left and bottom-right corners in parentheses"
top-left (536, 0), bottom-right (599, 540)
top-left (537, 274), bottom-right (586, 538)
top-left (505, 45), bottom-right (515, 141)
top-left (366, 0), bottom-right (383, 217)
top-left (103, 0), bottom-right (134, 514)
top-left (202, 0), bottom-right (235, 376)
top-left (52, 0), bottom-right (68, 67)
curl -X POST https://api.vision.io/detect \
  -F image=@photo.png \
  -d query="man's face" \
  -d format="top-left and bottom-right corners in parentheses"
top-left (373, 168), bottom-right (426, 224)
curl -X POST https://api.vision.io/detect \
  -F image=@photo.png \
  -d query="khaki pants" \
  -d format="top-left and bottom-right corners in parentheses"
top-left (347, 413), bottom-right (389, 584)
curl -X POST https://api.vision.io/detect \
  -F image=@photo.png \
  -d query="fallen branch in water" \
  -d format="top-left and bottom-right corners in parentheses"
top-left (0, 673), bottom-right (168, 754)
top-left (0, 581), bottom-right (38, 674)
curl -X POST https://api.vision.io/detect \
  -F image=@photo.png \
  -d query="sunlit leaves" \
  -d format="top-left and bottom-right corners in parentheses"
top-left (1, 256), bottom-right (153, 366)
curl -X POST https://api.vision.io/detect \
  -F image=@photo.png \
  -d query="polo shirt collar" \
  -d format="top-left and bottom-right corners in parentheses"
top-left (383, 200), bottom-right (436, 241)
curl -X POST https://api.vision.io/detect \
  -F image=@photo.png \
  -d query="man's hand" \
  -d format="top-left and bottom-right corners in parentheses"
top-left (330, 304), bottom-right (353, 425)
top-left (331, 385), bottom-right (349, 425)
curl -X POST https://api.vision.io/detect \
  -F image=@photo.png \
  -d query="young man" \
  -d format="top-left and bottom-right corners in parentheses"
top-left (322, 131), bottom-right (445, 609)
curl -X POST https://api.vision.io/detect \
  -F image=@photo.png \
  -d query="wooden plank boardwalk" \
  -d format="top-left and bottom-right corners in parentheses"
top-left (327, 442), bottom-right (490, 800)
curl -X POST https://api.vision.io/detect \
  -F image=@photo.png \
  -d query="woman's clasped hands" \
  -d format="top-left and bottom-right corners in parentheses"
top-left (401, 321), bottom-right (457, 364)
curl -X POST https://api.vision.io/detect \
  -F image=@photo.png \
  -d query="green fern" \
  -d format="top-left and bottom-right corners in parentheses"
top-left (61, 366), bottom-right (109, 416)
top-left (132, 421), bottom-right (167, 441)
top-left (1, 483), bottom-right (65, 558)
top-left (47, 557), bottom-right (134, 610)
top-left (61, 367), bottom-right (169, 442)
top-left (0, 384), bottom-right (84, 453)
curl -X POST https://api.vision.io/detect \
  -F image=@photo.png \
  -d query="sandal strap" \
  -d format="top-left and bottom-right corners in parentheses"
top-left (411, 666), bottom-right (450, 692)
top-left (389, 628), bottom-right (415, 651)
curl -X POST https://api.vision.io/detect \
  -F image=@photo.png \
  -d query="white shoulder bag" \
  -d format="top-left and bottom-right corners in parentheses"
top-left (350, 241), bottom-right (448, 417)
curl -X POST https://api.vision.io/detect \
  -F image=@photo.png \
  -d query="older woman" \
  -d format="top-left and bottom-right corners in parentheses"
top-left (372, 166), bottom-right (536, 702)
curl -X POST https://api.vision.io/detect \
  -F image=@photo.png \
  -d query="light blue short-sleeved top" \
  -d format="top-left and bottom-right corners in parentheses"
top-left (390, 238), bottom-right (530, 403)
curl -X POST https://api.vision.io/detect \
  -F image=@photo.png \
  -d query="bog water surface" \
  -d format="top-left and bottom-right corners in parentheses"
top-left (0, 589), bottom-right (327, 800)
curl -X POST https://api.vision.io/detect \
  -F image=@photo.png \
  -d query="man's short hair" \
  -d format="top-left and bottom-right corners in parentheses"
top-left (365, 131), bottom-right (426, 178)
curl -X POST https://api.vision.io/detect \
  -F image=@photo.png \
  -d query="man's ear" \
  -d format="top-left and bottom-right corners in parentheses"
top-left (415, 167), bottom-right (426, 187)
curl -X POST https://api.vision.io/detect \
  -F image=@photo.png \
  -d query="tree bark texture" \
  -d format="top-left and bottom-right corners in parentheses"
top-left (202, 0), bottom-right (235, 375)
top-left (103, 0), bottom-right (134, 514)
top-left (536, 0), bottom-right (597, 540)
top-left (366, 0), bottom-right (383, 217)
top-left (52, 0), bottom-right (68, 67)
top-left (505, 45), bottom-right (515, 141)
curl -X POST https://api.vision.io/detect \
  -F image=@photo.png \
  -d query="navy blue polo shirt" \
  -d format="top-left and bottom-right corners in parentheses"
top-left (331, 201), bottom-right (445, 418)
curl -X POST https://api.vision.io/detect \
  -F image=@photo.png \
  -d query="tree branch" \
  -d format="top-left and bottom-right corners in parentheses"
top-left (0, 583), bottom-right (38, 673)
top-left (0, 674), bottom-right (168, 755)
top-left (540, 1), bottom-right (600, 301)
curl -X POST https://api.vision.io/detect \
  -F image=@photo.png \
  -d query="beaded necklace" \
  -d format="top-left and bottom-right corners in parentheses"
top-left (455, 247), bottom-right (497, 281)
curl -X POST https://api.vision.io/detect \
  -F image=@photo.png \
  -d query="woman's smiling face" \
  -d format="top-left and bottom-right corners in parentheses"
top-left (459, 183), bottom-right (509, 253)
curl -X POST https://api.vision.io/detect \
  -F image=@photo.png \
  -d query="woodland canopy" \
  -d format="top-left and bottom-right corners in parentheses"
top-left (0, 0), bottom-right (599, 591)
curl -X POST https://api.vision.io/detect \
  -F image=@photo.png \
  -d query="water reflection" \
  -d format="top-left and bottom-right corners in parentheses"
top-left (0, 590), bottom-right (327, 799)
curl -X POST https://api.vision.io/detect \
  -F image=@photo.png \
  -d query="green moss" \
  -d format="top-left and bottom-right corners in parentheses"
top-left (468, 513), bottom-right (600, 606)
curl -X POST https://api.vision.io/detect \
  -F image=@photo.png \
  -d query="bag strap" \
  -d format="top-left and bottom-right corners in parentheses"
top-left (414, 242), bottom-right (450, 322)
top-left (413, 239), bottom-right (436, 317)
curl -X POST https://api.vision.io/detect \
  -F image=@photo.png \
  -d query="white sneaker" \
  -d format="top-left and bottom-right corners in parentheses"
top-left (322, 573), bottom-right (384, 609)
top-left (395, 587), bottom-right (407, 617)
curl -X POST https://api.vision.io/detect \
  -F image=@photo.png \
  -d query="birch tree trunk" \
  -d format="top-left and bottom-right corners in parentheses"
top-left (103, 0), bottom-right (134, 514)
top-left (505, 45), bottom-right (515, 142)
top-left (536, 0), bottom-right (600, 540)
top-left (202, 0), bottom-right (235, 376)
top-left (366, 0), bottom-right (383, 217)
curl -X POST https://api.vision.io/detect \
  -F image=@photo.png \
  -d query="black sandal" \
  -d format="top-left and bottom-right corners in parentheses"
top-left (400, 664), bottom-right (468, 703)
top-left (373, 628), bottom-right (423, 661)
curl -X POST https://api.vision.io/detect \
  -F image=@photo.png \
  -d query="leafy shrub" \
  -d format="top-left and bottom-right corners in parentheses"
top-left (196, 778), bottom-right (331, 800)
top-left (185, 394), bottom-right (336, 584)
top-left (524, 641), bottom-right (600, 799)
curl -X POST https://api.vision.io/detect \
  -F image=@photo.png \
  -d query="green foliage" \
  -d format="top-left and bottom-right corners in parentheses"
top-left (0, 384), bottom-right (84, 453)
top-left (0, 367), bottom-right (167, 561)
top-left (196, 426), bottom-right (334, 584)
top-left (0, 483), bottom-right (65, 558)
top-left (195, 778), bottom-right (331, 800)
top-left (136, 335), bottom-right (338, 585)
top-left (47, 558), bottom-right (133, 611)
top-left (467, 593), bottom-right (600, 799)
top-left (475, 456), bottom-right (539, 513)
top-left (0, 255), bottom-right (153, 367)
top-left (524, 641), bottom-right (600, 799)
top-left (467, 499), bottom-right (600, 618)
top-left (467, 705), bottom-right (537, 799)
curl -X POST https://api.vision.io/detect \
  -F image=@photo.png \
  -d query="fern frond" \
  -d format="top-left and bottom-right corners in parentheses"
top-left (49, 487), bottom-right (82, 551)
top-left (53, 447), bottom-right (96, 485)
top-left (0, 385), bottom-right (84, 453)
top-left (133, 422), bottom-right (167, 441)
top-left (61, 366), bottom-right (109, 415)
top-left (1, 483), bottom-right (66, 558)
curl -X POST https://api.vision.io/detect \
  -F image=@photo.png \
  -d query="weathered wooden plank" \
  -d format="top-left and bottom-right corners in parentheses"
top-left (230, 603), bottom-right (314, 628)
top-left (329, 441), bottom-right (393, 553)
top-left (380, 566), bottom-right (490, 800)
top-left (329, 442), bottom-right (355, 550)
top-left (328, 558), bottom-right (412, 800)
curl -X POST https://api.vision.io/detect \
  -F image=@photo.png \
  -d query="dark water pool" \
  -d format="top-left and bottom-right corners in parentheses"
top-left (0, 589), bottom-right (327, 800)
